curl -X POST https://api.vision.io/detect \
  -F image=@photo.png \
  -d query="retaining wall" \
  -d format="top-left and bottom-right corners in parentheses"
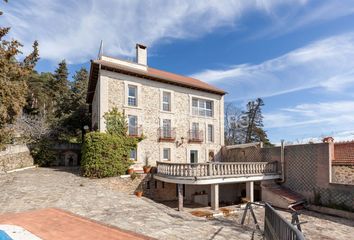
top-left (0, 145), bottom-right (34, 172)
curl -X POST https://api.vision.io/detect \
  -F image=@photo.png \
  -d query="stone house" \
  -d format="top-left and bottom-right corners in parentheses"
top-left (86, 44), bottom-right (280, 210)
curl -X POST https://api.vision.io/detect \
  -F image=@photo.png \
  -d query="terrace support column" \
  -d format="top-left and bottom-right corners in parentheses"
top-left (211, 184), bottom-right (219, 210)
top-left (246, 181), bottom-right (254, 202)
top-left (178, 184), bottom-right (183, 211)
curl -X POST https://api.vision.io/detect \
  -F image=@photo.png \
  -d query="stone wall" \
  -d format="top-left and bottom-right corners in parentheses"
top-left (51, 143), bottom-right (81, 167)
top-left (332, 166), bottom-right (354, 185)
top-left (0, 145), bottom-right (34, 172)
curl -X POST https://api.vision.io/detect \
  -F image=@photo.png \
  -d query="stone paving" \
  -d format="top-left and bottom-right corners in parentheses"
top-left (1, 167), bottom-right (353, 240)
top-left (0, 168), bottom-right (260, 240)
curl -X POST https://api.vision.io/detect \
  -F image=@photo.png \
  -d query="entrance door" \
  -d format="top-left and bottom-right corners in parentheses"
top-left (190, 150), bottom-right (198, 163)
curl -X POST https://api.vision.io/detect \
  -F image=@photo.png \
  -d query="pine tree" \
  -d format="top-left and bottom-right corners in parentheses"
top-left (24, 72), bottom-right (54, 116)
top-left (60, 68), bottom-right (90, 142)
top-left (51, 60), bottom-right (70, 119)
top-left (243, 98), bottom-right (272, 145)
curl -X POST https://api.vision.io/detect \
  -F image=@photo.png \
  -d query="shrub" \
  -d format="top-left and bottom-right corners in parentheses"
top-left (103, 107), bottom-right (128, 136)
top-left (81, 132), bottom-right (137, 178)
top-left (0, 128), bottom-right (13, 150)
top-left (30, 139), bottom-right (56, 167)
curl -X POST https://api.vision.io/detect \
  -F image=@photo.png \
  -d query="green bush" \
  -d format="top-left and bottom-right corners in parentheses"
top-left (81, 132), bottom-right (137, 178)
top-left (30, 139), bottom-right (56, 167)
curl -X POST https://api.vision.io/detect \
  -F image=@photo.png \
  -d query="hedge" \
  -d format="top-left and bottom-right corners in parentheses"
top-left (81, 132), bottom-right (137, 178)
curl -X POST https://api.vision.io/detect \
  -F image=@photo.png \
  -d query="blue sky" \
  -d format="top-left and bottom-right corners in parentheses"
top-left (2, 0), bottom-right (354, 144)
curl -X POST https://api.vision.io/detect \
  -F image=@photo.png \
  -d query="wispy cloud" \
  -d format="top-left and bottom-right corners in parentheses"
top-left (252, 0), bottom-right (354, 39)
top-left (264, 101), bottom-right (354, 142)
top-left (0, 0), bottom-right (314, 63)
top-left (192, 32), bottom-right (354, 100)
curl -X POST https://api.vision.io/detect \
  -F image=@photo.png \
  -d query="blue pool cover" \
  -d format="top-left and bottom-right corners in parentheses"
top-left (0, 230), bottom-right (12, 240)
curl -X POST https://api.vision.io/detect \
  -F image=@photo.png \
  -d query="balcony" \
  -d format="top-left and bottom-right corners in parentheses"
top-left (128, 125), bottom-right (143, 137)
top-left (188, 130), bottom-right (203, 143)
top-left (154, 161), bottom-right (281, 185)
top-left (158, 127), bottom-right (176, 142)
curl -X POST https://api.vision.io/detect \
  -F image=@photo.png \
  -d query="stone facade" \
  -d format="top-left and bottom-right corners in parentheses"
top-left (0, 145), bottom-right (34, 172)
top-left (92, 66), bottom-right (224, 169)
top-left (332, 165), bottom-right (354, 185)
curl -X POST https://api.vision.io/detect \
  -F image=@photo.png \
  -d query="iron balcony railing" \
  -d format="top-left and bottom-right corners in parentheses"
top-left (128, 125), bottom-right (143, 137)
top-left (188, 130), bottom-right (203, 143)
top-left (264, 202), bottom-right (305, 240)
top-left (158, 127), bottom-right (176, 142)
top-left (156, 161), bottom-right (279, 178)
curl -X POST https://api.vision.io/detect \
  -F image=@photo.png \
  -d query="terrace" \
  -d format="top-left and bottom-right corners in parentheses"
top-left (154, 161), bottom-right (281, 185)
top-left (154, 161), bottom-right (282, 211)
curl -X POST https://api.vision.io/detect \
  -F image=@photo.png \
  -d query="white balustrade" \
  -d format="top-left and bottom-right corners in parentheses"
top-left (156, 161), bottom-right (278, 178)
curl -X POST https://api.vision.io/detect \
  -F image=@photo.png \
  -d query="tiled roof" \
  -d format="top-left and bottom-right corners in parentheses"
top-left (333, 141), bottom-right (354, 165)
top-left (87, 59), bottom-right (225, 104)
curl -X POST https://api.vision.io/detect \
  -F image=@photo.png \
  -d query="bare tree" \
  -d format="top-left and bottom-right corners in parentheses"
top-left (12, 114), bottom-right (50, 143)
top-left (224, 102), bottom-right (246, 145)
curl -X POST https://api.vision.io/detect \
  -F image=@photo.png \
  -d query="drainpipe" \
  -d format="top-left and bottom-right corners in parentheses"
top-left (278, 139), bottom-right (285, 183)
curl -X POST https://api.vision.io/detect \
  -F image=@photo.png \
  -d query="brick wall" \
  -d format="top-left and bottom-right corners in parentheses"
top-left (0, 145), bottom-right (34, 172)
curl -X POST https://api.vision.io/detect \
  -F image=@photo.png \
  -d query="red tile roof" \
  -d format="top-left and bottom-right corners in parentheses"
top-left (87, 59), bottom-right (225, 104)
top-left (333, 141), bottom-right (354, 165)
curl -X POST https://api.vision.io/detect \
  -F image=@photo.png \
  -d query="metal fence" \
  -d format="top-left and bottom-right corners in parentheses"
top-left (264, 202), bottom-right (305, 240)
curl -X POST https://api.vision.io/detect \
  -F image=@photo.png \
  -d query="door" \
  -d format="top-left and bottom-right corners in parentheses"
top-left (190, 150), bottom-right (198, 163)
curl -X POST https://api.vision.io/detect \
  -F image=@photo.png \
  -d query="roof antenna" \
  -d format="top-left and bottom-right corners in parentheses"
top-left (98, 40), bottom-right (103, 59)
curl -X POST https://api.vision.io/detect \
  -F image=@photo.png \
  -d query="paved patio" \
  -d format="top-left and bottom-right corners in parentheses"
top-left (0, 208), bottom-right (152, 240)
top-left (1, 167), bottom-right (353, 240)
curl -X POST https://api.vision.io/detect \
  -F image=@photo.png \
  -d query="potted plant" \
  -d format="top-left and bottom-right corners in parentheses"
top-left (135, 185), bottom-right (143, 197)
top-left (143, 165), bottom-right (151, 173)
top-left (143, 152), bottom-right (152, 173)
top-left (135, 191), bottom-right (143, 197)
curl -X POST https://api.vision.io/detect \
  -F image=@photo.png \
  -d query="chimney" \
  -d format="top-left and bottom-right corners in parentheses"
top-left (136, 44), bottom-right (147, 65)
top-left (323, 136), bottom-right (334, 143)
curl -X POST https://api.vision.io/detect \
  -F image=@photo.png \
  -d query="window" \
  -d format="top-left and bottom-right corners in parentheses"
top-left (208, 124), bottom-right (214, 142)
top-left (191, 122), bottom-right (199, 139)
top-left (128, 85), bottom-right (137, 106)
top-left (190, 150), bottom-right (198, 163)
top-left (162, 91), bottom-right (171, 111)
top-left (130, 148), bottom-right (137, 160)
top-left (192, 98), bottom-right (213, 117)
top-left (128, 115), bottom-right (138, 136)
top-left (163, 148), bottom-right (171, 161)
top-left (162, 119), bottom-right (172, 138)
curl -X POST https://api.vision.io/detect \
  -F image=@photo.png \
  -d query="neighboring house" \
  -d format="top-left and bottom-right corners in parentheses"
top-left (87, 44), bottom-right (280, 210)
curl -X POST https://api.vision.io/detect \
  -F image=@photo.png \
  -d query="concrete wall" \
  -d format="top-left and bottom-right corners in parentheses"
top-left (281, 143), bottom-right (353, 210)
top-left (224, 143), bottom-right (354, 210)
top-left (96, 69), bottom-right (224, 169)
top-left (91, 78), bottom-right (99, 130)
top-left (222, 145), bottom-right (281, 163)
top-left (0, 145), bottom-right (34, 172)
